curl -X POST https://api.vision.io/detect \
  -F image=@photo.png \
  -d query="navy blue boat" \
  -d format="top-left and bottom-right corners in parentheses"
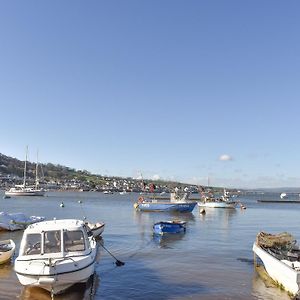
top-left (153, 221), bottom-right (186, 235)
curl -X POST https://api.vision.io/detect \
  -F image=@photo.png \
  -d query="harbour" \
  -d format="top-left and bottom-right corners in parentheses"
top-left (0, 190), bottom-right (297, 299)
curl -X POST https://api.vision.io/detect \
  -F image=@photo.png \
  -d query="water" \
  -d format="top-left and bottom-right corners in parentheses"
top-left (0, 190), bottom-right (299, 299)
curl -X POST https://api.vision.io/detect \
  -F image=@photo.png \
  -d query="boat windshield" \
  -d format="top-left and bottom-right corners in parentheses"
top-left (23, 233), bottom-right (41, 255)
top-left (44, 230), bottom-right (61, 254)
top-left (64, 230), bottom-right (85, 252)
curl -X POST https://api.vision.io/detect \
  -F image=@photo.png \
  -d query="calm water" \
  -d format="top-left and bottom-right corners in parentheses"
top-left (0, 190), bottom-right (299, 300)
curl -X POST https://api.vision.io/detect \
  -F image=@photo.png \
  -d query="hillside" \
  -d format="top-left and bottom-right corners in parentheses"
top-left (0, 152), bottom-right (193, 191)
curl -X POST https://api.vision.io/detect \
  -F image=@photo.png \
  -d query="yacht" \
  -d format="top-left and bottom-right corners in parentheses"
top-left (5, 147), bottom-right (45, 197)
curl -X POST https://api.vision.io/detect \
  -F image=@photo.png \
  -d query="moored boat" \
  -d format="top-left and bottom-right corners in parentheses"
top-left (86, 221), bottom-right (105, 238)
top-left (0, 212), bottom-right (45, 231)
top-left (134, 195), bottom-right (196, 213)
top-left (253, 231), bottom-right (300, 297)
top-left (134, 191), bottom-right (196, 213)
top-left (5, 147), bottom-right (45, 197)
top-left (197, 188), bottom-right (237, 209)
top-left (0, 239), bottom-right (15, 264)
top-left (5, 187), bottom-right (45, 197)
top-left (197, 199), bottom-right (237, 209)
top-left (14, 219), bottom-right (97, 295)
top-left (153, 221), bottom-right (186, 235)
top-left (135, 201), bottom-right (196, 212)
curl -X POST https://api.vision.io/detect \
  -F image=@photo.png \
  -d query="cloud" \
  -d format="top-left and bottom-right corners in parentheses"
top-left (219, 154), bottom-right (233, 161)
top-left (152, 174), bottom-right (160, 180)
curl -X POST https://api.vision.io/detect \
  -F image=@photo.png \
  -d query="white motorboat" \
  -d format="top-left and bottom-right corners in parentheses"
top-left (197, 187), bottom-right (237, 209)
top-left (14, 219), bottom-right (97, 295)
top-left (197, 199), bottom-right (237, 209)
top-left (5, 147), bottom-right (45, 197)
top-left (253, 231), bottom-right (300, 297)
top-left (86, 221), bottom-right (105, 238)
top-left (0, 239), bottom-right (15, 264)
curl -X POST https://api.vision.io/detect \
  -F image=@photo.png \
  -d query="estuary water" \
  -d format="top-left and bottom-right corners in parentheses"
top-left (0, 190), bottom-right (299, 300)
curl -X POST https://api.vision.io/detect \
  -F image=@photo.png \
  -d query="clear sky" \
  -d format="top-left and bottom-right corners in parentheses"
top-left (0, 1), bottom-right (299, 189)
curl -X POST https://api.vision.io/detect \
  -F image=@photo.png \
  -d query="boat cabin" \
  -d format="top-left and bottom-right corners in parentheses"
top-left (18, 219), bottom-right (91, 259)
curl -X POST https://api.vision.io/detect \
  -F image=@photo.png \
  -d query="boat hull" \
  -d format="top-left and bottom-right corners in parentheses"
top-left (14, 220), bottom-right (97, 295)
top-left (16, 261), bottom-right (95, 294)
top-left (0, 239), bottom-right (15, 264)
top-left (136, 202), bottom-right (196, 213)
top-left (5, 190), bottom-right (45, 197)
top-left (253, 243), bottom-right (300, 296)
top-left (89, 223), bottom-right (105, 238)
top-left (153, 221), bottom-right (186, 235)
top-left (197, 201), bottom-right (236, 209)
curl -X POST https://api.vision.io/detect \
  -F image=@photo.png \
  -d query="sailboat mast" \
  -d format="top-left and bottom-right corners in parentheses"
top-left (35, 150), bottom-right (39, 189)
top-left (23, 146), bottom-right (28, 187)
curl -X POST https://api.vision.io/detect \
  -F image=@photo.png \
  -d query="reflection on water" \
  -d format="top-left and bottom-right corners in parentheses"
top-left (153, 233), bottom-right (185, 248)
top-left (19, 273), bottom-right (100, 300)
top-left (0, 263), bottom-right (13, 279)
top-left (133, 210), bottom-right (195, 224)
top-left (198, 206), bottom-right (237, 229)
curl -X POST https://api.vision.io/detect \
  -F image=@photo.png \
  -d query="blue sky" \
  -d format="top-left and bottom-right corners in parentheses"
top-left (0, 1), bottom-right (299, 189)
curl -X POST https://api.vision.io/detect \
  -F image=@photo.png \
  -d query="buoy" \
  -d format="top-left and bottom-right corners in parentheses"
top-left (78, 200), bottom-right (82, 204)
top-left (200, 208), bottom-right (206, 214)
top-left (60, 202), bottom-right (65, 208)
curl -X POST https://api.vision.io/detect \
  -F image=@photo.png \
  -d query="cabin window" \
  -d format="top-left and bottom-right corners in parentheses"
top-left (23, 233), bottom-right (41, 255)
top-left (44, 230), bottom-right (61, 254)
top-left (64, 230), bottom-right (85, 252)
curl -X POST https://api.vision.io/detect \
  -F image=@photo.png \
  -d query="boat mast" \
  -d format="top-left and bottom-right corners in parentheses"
top-left (23, 146), bottom-right (28, 187)
top-left (35, 150), bottom-right (39, 189)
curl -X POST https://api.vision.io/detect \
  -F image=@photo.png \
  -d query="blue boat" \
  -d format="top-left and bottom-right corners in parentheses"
top-left (134, 192), bottom-right (197, 213)
top-left (134, 201), bottom-right (196, 213)
top-left (153, 221), bottom-right (186, 235)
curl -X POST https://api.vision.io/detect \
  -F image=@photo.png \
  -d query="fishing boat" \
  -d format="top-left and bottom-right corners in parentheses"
top-left (14, 219), bottom-right (97, 295)
top-left (5, 147), bottom-right (45, 197)
top-left (0, 212), bottom-right (45, 231)
top-left (197, 188), bottom-right (237, 209)
top-left (134, 192), bottom-right (196, 213)
top-left (153, 220), bottom-right (186, 235)
top-left (0, 239), bottom-right (15, 264)
top-left (197, 198), bottom-right (237, 209)
top-left (86, 221), bottom-right (105, 238)
top-left (253, 231), bottom-right (300, 297)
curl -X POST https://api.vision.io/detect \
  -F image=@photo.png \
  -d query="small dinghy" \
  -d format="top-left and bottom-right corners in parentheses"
top-left (86, 221), bottom-right (105, 238)
top-left (253, 231), bottom-right (300, 297)
top-left (0, 239), bottom-right (15, 264)
top-left (153, 220), bottom-right (186, 235)
top-left (14, 219), bottom-right (97, 295)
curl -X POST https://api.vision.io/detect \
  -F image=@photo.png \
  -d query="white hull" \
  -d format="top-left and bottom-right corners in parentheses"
top-left (5, 190), bottom-right (45, 197)
top-left (253, 243), bottom-right (300, 296)
top-left (90, 224), bottom-right (105, 238)
top-left (0, 239), bottom-right (15, 264)
top-left (15, 219), bottom-right (97, 295)
top-left (16, 260), bottom-right (95, 294)
top-left (197, 201), bottom-right (236, 209)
